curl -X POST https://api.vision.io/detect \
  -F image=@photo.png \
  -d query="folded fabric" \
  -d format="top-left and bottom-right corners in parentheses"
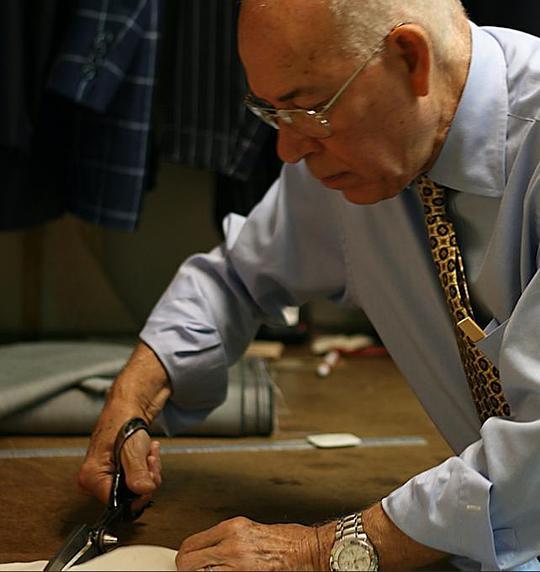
top-left (0, 342), bottom-right (273, 436)
top-left (0, 342), bottom-right (132, 419)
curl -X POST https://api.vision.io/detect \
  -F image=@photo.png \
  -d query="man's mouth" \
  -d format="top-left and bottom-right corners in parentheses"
top-left (320, 172), bottom-right (350, 188)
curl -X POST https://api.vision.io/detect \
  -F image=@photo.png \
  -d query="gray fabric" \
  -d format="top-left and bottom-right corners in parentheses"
top-left (0, 342), bottom-right (273, 436)
top-left (0, 342), bottom-right (133, 419)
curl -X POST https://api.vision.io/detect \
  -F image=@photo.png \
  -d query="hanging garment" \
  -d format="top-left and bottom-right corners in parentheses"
top-left (213, 132), bottom-right (282, 236)
top-left (46, 0), bottom-right (162, 230)
top-left (157, 0), bottom-right (274, 182)
top-left (0, 0), bottom-right (69, 153)
top-left (0, 0), bottom-right (162, 231)
top-left (0, 0), bottom-right (73, 230)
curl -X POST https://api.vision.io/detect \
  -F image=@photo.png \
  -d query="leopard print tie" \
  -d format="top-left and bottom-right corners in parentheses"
top-left (417, 175), bottom-right (511, 424)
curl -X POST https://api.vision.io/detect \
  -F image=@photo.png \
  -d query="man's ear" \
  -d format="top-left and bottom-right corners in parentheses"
top-left (388, 24), bottom-right (431, 96)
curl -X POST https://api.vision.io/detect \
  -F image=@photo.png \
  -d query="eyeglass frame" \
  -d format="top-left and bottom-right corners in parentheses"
top-left (244, 22), bottom-right (408, 139)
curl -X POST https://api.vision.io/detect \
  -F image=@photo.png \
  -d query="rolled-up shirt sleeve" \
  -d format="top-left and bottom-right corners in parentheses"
top-left (140, 163), bottom-right (347, 435)
top-left (383, 267), bottom-right (540, 571)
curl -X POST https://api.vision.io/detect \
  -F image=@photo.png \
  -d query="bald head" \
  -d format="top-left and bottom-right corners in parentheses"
top-left (329, 0), bottom-right (469, 64)
top-left (240, 0), bottom-right (469, 66)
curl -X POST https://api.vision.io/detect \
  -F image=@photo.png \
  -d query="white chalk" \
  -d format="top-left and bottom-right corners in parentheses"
top-left (306, 433), bottom-right (362, 448)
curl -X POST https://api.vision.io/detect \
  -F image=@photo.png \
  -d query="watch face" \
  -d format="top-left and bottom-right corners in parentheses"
top-left (332, 538), bottom-right (376, 571)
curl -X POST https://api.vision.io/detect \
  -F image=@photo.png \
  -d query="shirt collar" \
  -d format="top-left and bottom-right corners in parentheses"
top-left (427, 22), bottom-right (508, 197)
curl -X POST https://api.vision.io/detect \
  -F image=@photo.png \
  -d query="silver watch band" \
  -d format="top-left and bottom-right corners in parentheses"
top-left (331, 512), bottom-right (379, 571)
top-left (336, 512), bottom-right (366, 542)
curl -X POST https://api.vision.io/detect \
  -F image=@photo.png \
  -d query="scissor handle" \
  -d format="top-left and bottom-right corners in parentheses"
top-left (108, 417), bottom-right (151, 518)
top-left (45, 418), bottom-right (153, 570)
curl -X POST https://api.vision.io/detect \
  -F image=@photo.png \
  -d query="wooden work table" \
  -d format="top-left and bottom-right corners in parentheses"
top-left (0, 350), bottom-right (452, 565)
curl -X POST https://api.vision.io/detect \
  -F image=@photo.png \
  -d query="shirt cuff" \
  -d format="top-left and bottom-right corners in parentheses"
top-left (140, 327), bottom-right (228, 436)
top-left (382, 457), bottom-right (498, 569)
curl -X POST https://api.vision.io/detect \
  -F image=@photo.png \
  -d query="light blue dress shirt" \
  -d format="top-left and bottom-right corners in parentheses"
top-left (141, 23), bottom-right (540, 571)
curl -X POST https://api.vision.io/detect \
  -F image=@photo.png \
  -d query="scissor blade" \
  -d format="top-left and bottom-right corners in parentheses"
top-left (44, 524), bottom-right (97, 571)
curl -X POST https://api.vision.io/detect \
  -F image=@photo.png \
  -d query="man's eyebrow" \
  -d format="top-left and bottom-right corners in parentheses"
top-left (277, 88), bottom-right (303, 102)
top-left (277, 87), bottom-right (317, 103)
top-left (248, 86), bottom-right (320, 106)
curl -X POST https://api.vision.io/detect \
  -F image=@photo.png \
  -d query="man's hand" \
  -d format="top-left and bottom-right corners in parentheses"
top-left (78, 429), bottom-right (162, 509)
top-left (175, 517), bottom-right (336, 571)
top-left (77, 342), bottom-right (172, 506)
top-left (174, 504), bottom-right (451, 571)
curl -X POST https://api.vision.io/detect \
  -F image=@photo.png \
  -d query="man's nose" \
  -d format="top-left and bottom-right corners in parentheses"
top-left (276, 124), bottom-right (323, 164)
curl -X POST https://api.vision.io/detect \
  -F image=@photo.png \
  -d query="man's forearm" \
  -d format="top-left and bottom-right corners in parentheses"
top-left (314, 503), bottom-right (448, 571)
top-left (86, 341), bottom-right (171, 451)
top-left (106, 340), bottom-right (173, 422)
top-left (363, 503), bottom-right (448, 570)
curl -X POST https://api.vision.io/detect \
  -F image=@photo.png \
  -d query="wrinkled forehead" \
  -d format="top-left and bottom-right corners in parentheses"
top-left (238, 0), bottom-right (341, 80)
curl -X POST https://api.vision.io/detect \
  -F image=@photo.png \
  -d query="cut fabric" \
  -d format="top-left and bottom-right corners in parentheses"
top-left (0, 545), bottom-right (177, 571)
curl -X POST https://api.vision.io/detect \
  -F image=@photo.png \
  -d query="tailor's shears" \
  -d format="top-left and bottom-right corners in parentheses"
top-left (45, 417), bottom-right (152, 571)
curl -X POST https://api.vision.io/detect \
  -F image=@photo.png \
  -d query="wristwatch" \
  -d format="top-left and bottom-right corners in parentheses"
top-left (330, 512), bottom-right (379, 571)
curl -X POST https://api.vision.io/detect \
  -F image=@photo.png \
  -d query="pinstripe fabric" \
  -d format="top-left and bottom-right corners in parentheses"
top-left (159, 0), bottom-right (273, 181)
top-left (45, 0), bottom-right (162, 230)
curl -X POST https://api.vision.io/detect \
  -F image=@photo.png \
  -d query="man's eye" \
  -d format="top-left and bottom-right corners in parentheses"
top-left (295, 99), bottom-right (329, 112)
top-left (247, 94), bottom-right (274, 109)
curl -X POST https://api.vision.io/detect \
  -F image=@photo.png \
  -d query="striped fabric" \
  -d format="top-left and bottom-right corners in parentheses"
top-left (158, 0), bottom-right (273, 181)
top-left (46, 0), bottom-right (162, 231)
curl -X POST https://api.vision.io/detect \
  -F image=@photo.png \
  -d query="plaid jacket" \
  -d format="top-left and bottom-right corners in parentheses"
top-left (47, 0), bottom-right (161, 231)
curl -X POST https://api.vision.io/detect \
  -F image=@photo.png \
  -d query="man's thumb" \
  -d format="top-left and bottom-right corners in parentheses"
top-left (120, 431), bottom-right (155, 494)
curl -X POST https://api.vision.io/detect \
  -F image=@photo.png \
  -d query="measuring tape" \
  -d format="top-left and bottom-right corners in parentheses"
top-left (0, 435), bottom-right (426, 459)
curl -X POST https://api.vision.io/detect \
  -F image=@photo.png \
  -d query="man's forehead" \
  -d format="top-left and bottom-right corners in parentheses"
top-left (238, 0), bottom-right (353, 105)
top-left (238, 0), bottom-right (338, 60)
top-left (240, 0), bottom-right (331, 21)
top-left (238, 0), bottom-right (341, 89)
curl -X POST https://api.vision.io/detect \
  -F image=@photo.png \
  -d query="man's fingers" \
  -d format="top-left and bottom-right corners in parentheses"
top-left (179, 517), bottom-right (252, 555)
top-left (176, 545), bottom-right (228, 572)
top-left (131, 492), bottom-right (154, 515)
top-left (77, 458), bottom-right (114, 505)
top-left (177, 519), bottom-right (325, 570)
top-left (149, 440), bottom-right (162, 483)
top-left (148, 456), bottom-right (162, 487)
top-left (120, 430), bottom-right (156, 494)
top-left (77, 473), bottom-right (111, 504)
top-left (78, 430), bottom-right (162, 511)
top-left (179, 523), bottom-right (227, 555)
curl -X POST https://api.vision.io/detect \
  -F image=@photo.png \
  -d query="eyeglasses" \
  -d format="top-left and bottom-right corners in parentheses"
top-left (244, 24), bottom-right (405, 139)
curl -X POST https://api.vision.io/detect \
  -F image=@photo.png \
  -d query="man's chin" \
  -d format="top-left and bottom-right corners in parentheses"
top-left (340, 186), bottom-right (392, 205)
top-left (318, 170), bottom-right (404, 204)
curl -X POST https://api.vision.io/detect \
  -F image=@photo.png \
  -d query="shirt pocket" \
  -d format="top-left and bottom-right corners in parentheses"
top-left (475, 318), bottom-right (509, 370)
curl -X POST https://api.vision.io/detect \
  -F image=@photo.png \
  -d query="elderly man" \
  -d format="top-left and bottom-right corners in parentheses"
top-left (78, 0), bottom-right (540, 570)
